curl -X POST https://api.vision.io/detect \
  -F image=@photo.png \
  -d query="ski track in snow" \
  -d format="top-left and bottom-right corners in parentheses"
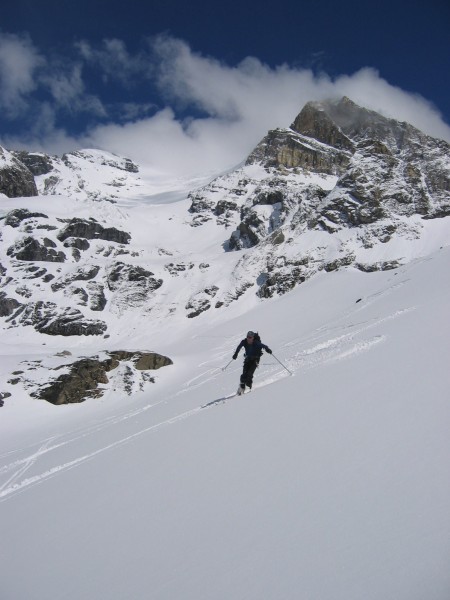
top-left (282, 274), bottom-right (415, 373)
top-left (287, 307), bottom-right (413, 373)
top-left (1, 368), bottom-right (292, 502)
top-left (0, 294), bottom-right (412, 503)
top-left (0, 368), bottom-right (284, 502)
top-left (0, 404), bottom-right (204, 502)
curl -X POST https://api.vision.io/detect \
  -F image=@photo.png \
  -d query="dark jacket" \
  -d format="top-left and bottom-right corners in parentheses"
top-left (233, 339), bottom-right (272, 361)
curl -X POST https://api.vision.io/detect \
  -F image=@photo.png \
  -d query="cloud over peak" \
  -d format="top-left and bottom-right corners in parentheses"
top-left (0, 32), bottom-right (449, 179)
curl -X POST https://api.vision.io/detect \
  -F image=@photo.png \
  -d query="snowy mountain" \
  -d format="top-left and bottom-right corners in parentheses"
top-left (0, 97), bottom-right (450, 599)
top-left (1, 97), bottom-right (449, 403)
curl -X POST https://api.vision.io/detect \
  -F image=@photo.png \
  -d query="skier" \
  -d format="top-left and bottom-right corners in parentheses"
top-left (232, 331), bottom-right (272, 394)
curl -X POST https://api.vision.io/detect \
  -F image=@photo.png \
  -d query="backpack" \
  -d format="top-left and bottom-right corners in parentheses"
top-left (253, 332), bottom-right (263, 358)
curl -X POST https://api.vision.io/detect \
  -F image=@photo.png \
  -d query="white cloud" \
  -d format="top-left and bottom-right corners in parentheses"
top-left (0, 32), bottom-right (44, 116)
top-left (2, 34), bottom-right (449, 181)
top-left (76, 38), bottom-right (150, 85)
top-left (0, 31), bottom-right (106, 128)
top-left (39, 63), bottom-right (107, 118)
top-left (80, 36), bottom-right (450, 178)
top-left (332, 67), bottom-right (450, 141)
top-left (151, 36), bottom-right (450, 143)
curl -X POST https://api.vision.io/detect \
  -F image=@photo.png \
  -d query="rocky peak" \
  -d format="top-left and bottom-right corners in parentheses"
top-left (187, 97), bottom-right (449, 297)
top-left (245, 97), bottom-right (449, 194)
top-left (291, 96), bottom-right (435, 153)
top-left (290, 98), bottom-right (355, 151)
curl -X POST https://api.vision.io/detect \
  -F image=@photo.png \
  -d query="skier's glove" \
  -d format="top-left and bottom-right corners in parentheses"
top-left (266, 348), bottom-right (272, 354)
top-left (232, 353), bottom-right (238, 360)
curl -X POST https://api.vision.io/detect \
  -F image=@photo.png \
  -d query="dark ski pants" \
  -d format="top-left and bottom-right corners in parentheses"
top-left (240, 358), bottom-right (259, 389)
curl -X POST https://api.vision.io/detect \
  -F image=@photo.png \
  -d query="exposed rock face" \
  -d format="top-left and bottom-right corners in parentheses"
top-left (21, 148), bottom-right (143, 202)
top-left (0, 391), bottom-right (11, 407)
top-left (246, 97), bottom-right (450, 211)
top-left (30, 351), bottom-right (173, 404)
top-left (86, 282), bottom-right (107, 311)
top-left (62, 150), bottom-right (139, 174)
top-left (7, 237), bottom-right (66, 262)
top-left (62, 237), bottom-right (91, 251)
top-left (185, 286), bottom-right (219, 318)
top-left (0, 192), bottom-right (166, 332)
top-left (36, 358), bottom-right (110, 404)
top-left (3, 208), bottom-right (49, 227)
top-left (257, 100), bottom-right (448, 233)
top-left (246, 127), bottom-right (352, 175)
top-left (290, 100), bottom-right (356, 151)
top-left (8, 301), bottom-right (107, 336)
top-left (12, 151), bottom-right (54, 176)
top-left (0, 292), bottom-right (22, 317)
top-left (106, 262), bottom-right (163, 310)
top-left (57, 218), bottom-right (131, 245)
top-left (165, 262), bottom-right (194, 276)
top-left (0, 147), bottom-right (38, 197)
top-left (184, 97), bottom-right (449, 300)
top-left (51, 265), bottom-right (101, 291)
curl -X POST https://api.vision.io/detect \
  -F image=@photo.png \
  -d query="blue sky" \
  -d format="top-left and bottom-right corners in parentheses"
top-left (1, 0), bottom-right (449, 177)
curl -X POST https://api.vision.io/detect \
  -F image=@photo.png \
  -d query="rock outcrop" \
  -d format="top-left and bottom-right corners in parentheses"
top-left (0, 205), bottom-right (144, 333)
top-left (12, 151), bottom-right (55, 176)
top-left (7, 237), bottom-right (66, 262)
top-left (30, 351), bottom-right (173, 404)
top-left (57, 218), bottom-right (131, 245)
top-left (0, 147), bottom-right (38, 197)
top-left (13, 148), bottom-right (142, 202)
top-left (8, 301), bottom-right (107, 336)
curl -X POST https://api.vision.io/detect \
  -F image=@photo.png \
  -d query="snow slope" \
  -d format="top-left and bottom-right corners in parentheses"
top-left (1, 242), bottom-right (449, 599)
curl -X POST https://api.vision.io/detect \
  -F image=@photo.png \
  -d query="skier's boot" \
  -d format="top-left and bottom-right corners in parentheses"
top-left (237, 383), bottom-right (245, 395)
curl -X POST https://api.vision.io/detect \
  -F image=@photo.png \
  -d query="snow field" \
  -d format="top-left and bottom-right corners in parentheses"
top-left (1, 245), bottom-right (449, 599)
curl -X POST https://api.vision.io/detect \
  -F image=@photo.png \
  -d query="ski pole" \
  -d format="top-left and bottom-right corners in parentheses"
top-left (271, 353), bottom-right (293, 376)
top-left (222, 359), bottom-right (234, 372)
